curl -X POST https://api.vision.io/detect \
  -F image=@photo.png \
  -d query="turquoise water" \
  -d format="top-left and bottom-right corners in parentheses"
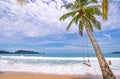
top-left (0, 53), bottom-right (120, 57)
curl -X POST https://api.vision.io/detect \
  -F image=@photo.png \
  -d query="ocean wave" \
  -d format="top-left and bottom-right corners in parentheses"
top-left (0, 59), bottom-right (101, 75)
top-left (0, 59), bottom-right (120, 75)
top-left (0, 56), bottom-right (120, 75)
top-left (1, 56), bottom-right (120, 60)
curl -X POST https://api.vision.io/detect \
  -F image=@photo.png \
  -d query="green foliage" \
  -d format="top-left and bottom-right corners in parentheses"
top-left (74, 15), bottom-right (80, 25)
top-left (78, 20), bottom-right (83, 36)
top-left (85, 5), bottom-right (102, 16)
top-left (61, 4), bottom-right (76, 10)
top-left (102, 0), bottom-right (108, 20)
top-left (60, 11), bottom-right (77, 21)
top-left (90, 0), bottom-right (98, 3)
top-left (67, 15), bottom-right (79, 30)
top-left (60, 0), bottom-right (103, 36)
top-left (87, 15), bottom-right (101, 30)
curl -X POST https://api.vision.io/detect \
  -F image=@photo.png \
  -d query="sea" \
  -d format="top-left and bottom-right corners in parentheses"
top-left (0, 53), bottom-right (120, 76)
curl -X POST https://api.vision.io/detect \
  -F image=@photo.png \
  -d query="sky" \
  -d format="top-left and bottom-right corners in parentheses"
top-left (0, 0), bottom-right (120, 54)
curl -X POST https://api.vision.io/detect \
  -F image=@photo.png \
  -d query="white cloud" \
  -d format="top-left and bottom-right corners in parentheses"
top-left (0, 0), bottom-right (83, 39)
top-left (0, 0), bottom-right (120, 38)
top-left (44, 45), bottom-right (81, 51)
top-left (0, 0), bottom-right (65, 37)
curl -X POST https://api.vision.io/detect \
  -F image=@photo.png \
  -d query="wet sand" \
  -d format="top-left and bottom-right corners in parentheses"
top-left (0, 72), bottom-right (119, 79)
top-left (0, 72), bottom-right (90, 79)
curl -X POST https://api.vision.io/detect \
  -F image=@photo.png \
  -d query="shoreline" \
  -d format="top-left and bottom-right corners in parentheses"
top-left (0, 72), bottom-right (120, 79)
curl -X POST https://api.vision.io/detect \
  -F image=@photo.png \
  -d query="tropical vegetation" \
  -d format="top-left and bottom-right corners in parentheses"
top-left (60, 0), bottom-right (115, 79)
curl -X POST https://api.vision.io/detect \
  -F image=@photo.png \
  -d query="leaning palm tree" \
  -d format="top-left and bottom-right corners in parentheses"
top-left (60, 0), bottom-right (115, 79)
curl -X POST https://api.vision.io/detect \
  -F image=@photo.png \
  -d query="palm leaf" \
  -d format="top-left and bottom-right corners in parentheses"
top-left (74, 14), bottom-right (80, 25)
top-left (78, 20), bottom-right (84, 36)
top-left (88, 15), bottom-right (101, 30)
top-left (83, 16), bottom-right (93, 32)
top-left (79, 0), bottom-right (98, 8)
top-left (60, 11), bottom-right (77, 21)
top-left (85, 5), bottom-right (102, 16)
top-left (102, 0), bottom-right (108, 20)
top-left (67, 15), bottom-right (78, 30)
top-left (90, 0), bottom-right (98, 3)
top-left (93, 21), bottom-right (101, 30)
top-left (61, 4), bottom-right (76, 10)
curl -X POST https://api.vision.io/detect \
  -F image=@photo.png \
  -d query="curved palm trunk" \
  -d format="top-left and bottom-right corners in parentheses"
top-left (85, 26), bottom-right (116, 79)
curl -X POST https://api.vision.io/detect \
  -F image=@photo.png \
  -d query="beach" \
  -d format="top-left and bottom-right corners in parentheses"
top-left (0, 0), bottom-right (120, 79)
top-left (0, 72), bottom-right (90, 79)
top-left (1, 72), bottom-right (120, 79)
top-left (0, 54), bottom-right (120, 79)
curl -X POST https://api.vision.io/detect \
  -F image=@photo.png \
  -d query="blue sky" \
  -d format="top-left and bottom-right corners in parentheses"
top-left (0, 0), bottom-right (120, 54)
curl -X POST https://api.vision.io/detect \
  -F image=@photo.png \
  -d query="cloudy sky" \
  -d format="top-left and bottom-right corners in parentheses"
top-left (0, 0), bottom-right (120, 54)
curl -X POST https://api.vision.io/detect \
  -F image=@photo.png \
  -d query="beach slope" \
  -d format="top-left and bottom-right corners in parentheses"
top-left (0, 72), bottom-right (90, 79)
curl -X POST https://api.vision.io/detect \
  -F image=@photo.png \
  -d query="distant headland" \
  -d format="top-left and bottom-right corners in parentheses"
top-left (111, 51), bottom-right (120, 54)
top-left (0, 50), bottom-right (45, 54)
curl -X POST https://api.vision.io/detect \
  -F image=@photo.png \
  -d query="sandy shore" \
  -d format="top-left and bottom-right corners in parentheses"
top-left (0, 72), bottom-right (90, 79)
top-left (0, 72), bottom-right (120, 79)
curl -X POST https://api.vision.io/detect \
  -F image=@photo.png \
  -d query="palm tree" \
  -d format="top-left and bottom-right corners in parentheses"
top-left (60, 0), bottom-right (116, 79)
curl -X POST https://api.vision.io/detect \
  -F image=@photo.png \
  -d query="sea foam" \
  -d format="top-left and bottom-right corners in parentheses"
top-left (1, 55), bottom-right (120, 60)
top-left (0, 56), bottom-right (120, 75)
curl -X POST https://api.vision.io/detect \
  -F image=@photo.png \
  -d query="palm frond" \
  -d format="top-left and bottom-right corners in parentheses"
top-left (77, 0), bottom-right (87, 7)
top-left (90, 0), bottom-right (98, 3)
top-left (94, 21), bottom-right (101, 30)
top-left (88, 15), bottom-right (101, 30)
top-left (80, 0), bottom-right (98, 8)
top-left (78, 20), bottom-right (84, 36)
top-left (74, 14), bottom-right (80, 25)
top-left (85, 5), bottom-right (102, 16)
top-left (102, 0), bottom-right (108, 20)
top-left (61, 4), bottom-right (76, 10)
top-left (60, 11), bottom-right (77, 21)
top-left (83, 16), bottom-right (93, 32)
top-left (67, 15), bottom-right (78, 30)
